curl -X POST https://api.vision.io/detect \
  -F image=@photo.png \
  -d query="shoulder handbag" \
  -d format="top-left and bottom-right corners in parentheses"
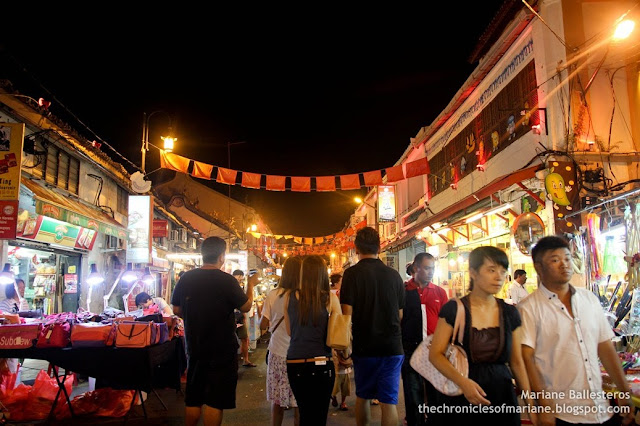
top-left (115, 321), bottom-right (152, 348)
top-left (409, 298), bottom-right (469, 396)
top-left (265, 316), bottom-right (285, 365)
top-left (326, 293), bottom-right (351, 351)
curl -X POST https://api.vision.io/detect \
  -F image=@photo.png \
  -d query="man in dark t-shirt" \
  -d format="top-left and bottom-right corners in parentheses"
top-left (340, 227), bottom-right (405, 426)
top-left (171, 237), bottom-right (256, 426)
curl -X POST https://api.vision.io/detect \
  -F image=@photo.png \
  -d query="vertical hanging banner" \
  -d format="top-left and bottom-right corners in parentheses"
top-left (153, 220), bottom-right (168, 237)
top-left (378, 185), bottom-right (396, 223)
top-left (0, 123), bottom-right (24, 239)
top-left (127, 196), bottom-right (153, 264)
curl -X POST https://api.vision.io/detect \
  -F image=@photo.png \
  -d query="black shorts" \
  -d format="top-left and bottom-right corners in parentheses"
top-left (185, 357), bottom-right (239, 409)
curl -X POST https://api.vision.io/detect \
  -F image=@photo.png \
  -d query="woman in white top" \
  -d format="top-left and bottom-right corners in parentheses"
top-left (261, 256), bottom-right (303, 426)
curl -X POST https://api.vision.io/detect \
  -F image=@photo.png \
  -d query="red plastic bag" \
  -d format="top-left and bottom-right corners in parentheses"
top-left (96, 389), bottom-right (135, 417)
top-left (31, 370), bottom-right (73, 402)
top-left (1, 383), bottom-right (31, 420)
top-left (0, 369), bottom-right (18, 397)
top-left (54, 388), bottom-right (135, 420)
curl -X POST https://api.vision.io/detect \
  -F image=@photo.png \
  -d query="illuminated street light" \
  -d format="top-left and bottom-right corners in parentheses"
top-left (141, 111), bottom-right (174, 173)
top-left (585, 18), bottom-right (635, 94)
top-left (161, 136), bottom-right (176, 153)
top-left (355, 194), bottom-right (378, 232)
top-left (613, 19), bottom-right (635, 41)
top-left (250, 224), bottom-right (258, 232)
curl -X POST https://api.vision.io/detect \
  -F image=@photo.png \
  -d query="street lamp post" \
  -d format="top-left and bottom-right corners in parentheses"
top-left (141, 111), bottom-right (175, 174)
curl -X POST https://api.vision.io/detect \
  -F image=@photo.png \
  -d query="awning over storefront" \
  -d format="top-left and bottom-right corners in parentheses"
top-left (21, 177), bottom-right (128, 239)
top-left (403, 165), bottom-right (542, 240)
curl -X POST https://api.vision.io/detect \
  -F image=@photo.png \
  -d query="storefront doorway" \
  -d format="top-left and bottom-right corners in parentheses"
top-left (7, 244), bottom-right (81, 314)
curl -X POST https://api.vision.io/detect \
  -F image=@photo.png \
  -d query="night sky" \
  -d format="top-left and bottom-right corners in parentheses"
top-left (1, 4), bottom-right (506, 236)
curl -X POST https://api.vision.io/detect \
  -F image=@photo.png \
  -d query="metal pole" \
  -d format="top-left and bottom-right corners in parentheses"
top-left (141, 112), bottom-right (147, 173)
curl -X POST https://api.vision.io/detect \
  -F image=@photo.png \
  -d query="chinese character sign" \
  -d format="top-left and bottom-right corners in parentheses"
top-left (0, 123), bottom-right (24, 239)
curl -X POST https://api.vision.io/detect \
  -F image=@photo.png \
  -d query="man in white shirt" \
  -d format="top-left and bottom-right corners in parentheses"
top-left (508, 269), bottom-right (530, 304)
top-left (518, 236), bottom-right (633, 425)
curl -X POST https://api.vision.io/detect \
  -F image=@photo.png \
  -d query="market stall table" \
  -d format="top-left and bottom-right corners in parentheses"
top-left (0, 338), bottom-right (186, 420)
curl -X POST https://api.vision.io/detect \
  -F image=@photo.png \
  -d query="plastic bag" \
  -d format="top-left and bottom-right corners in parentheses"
top-left (31, 370), bottom-right (73, 402)
top-left (1, 384), bottom-right (31, 421)
top-left (0, 369), bottom-right (18, 397)
top-left (54, 388), bottom-right (135, 420)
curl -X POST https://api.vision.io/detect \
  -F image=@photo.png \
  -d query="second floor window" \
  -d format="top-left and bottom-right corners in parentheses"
top-left (117, 186), bottom-right (128, 215)
top-left (43, 146), bottom-right (79, 195)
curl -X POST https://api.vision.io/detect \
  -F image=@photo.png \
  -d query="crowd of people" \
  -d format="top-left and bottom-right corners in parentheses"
top-left (168, 230), bottom-right (635, 426)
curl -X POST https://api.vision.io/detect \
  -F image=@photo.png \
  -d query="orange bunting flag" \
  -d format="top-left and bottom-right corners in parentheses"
top-left (217, 167), bottom-right (238, 185)
top-left (160, 150), bottom-right (190, 173)
top-left (291, 176), bottom-right (311, 192)
top-left (336, 231), bottom-right (345, 239)
top-left (363, 170), bottom-right (383, 186)
top-left (304, 238), bottom-right (313, 245)
top-left (340, 174), bottom-right (361, 190)
top-left (242, 172), bottom-right (261, 189)
top-left (316, 237), bottom-right (324, 244)
top-left (266, 175), bottom-right (286, 191)
top-left (385, 165), bottom-right (405, 183)
top-left (355, 219), bottom-right (368, 230)
top-left (316, 176), bottom-right (336, 192)
top-left (293, 237), bottom-right (302, 244)
top-left (345, 228), bottom-right (355, 236)
top-left (192, 161), bottom-right (213, 179)
top-left (405, 157), bottom-right (430, 178)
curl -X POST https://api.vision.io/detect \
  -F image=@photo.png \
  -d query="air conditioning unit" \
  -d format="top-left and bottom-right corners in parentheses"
top-left (188, 237), bottom-right (197, 249)
top-left (178, 229), bottom-right (188, 243)
top-left (169, 230), bottom-right (180, 242)
top-left (105, 235), bottom-right (119, 249)
top-left (155, 237), bottom-right (167, 248)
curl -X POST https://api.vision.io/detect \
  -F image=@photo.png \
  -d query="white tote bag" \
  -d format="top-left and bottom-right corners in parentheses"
top-left (409, 298), bottom-right (469, 396)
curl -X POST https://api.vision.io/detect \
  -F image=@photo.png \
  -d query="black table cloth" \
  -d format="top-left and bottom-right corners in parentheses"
top-left (0, 338), bottom-right (186, 392)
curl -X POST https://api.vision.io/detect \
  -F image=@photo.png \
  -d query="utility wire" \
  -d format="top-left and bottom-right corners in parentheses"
top-left (521, 0), bottom-right (571, 50)
top-left (5, 52), bottom-right (141, 173)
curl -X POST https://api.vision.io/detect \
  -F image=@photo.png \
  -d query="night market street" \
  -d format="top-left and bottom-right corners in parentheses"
top-left (2, 1), bottom-right (640, 425)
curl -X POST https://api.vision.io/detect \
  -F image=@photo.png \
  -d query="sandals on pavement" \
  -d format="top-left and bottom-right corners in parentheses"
top-left (331, 396), bottom-right (338, 407)
top-left (242, 362), bottom-right (257, 367)
top-left (340, 402), bottom-right (348, 411)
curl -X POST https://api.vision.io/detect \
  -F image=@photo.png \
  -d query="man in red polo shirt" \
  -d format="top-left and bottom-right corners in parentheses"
top-left (400, 252), bottom-right (448, 425)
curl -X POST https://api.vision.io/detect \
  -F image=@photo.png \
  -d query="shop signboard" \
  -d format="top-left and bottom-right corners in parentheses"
top-left (35, 199), bottom-right (128, 239)
top-left (378, 186), bottom-right (396, 223)
top-left (152, 220), bottom-right (168, 237)
top-left (127, 196), bottom-right (153, 264)
top-left (15, 212), bottom-right (99, 250)
top-left (0, 122), bottom-right (24, 239)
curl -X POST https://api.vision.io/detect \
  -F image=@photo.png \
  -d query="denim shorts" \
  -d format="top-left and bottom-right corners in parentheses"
top-left (352, 354), bottom-right (404, 404)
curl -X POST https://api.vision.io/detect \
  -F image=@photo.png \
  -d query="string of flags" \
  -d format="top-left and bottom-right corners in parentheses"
top-left (159, 150), bottom-right (430, 191)
top-left (248, 220), bottom-right (367, 246)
